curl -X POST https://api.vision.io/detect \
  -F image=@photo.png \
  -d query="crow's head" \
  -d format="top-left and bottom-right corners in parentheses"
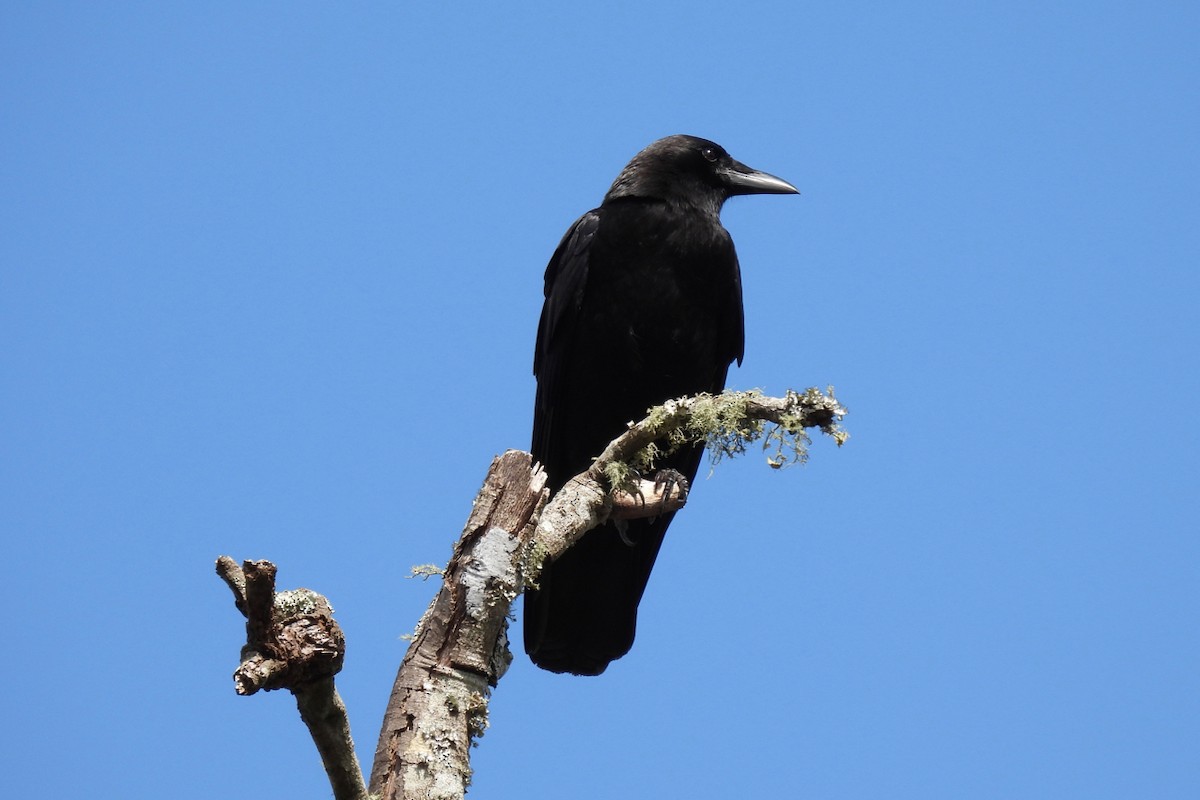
top-left (604, 134), bottom-right (797, 215)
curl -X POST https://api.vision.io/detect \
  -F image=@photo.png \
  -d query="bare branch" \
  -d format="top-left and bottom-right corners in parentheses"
top-left (218, 388), bottom-right (845, 800)
top-left (294, 678), bottom-right (365, 800)
top-left (609, 476), bottom-right (689, 519)
top-left (215, 554), bottom-right (247, 614)
top-left (369, 451), bottom-right (548, 800)
top-left (215, 558), bottom-right (367, 800)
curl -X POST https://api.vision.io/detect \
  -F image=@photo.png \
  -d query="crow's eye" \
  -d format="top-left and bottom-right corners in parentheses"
top-left (701, 147), bottom-right (720, 163)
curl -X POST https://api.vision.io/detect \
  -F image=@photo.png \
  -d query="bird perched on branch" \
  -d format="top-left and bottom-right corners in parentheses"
top-left (525, 135), bottom-right (798, 675)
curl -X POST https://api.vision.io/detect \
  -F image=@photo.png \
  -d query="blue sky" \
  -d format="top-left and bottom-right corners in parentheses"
top-left (3, 3), bottom-right (1197, 798)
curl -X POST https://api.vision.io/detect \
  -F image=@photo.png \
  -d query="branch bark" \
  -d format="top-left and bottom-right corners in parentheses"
top-left (528, 387), bottom-right (847, 583)
top-left (368, 450), bottom-right (547, 800)
top-left (218, 388), bottom-right (846, 800)
top-left (215, 557), bottom-right (366, 800)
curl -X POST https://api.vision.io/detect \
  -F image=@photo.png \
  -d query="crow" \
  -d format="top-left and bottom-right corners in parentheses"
top-left (524, 134), bottom-right (798, 675)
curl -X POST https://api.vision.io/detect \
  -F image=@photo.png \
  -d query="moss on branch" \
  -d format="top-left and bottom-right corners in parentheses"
top-left (594, 387), bottom-right (847, 490)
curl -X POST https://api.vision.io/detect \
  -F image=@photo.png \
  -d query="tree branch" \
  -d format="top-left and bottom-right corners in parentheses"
top-left (368, 451), bottom-right (548, 800)
top-left (217, 387), bottom-right (846, 800)
top-left (529, 387), bottom-right (847, 580)
top-left (215, 557), bottom-right (367, 800)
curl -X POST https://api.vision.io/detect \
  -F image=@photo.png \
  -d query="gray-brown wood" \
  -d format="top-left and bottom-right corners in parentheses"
top-left (216, 557), bottom-right (367, 800)
top-left (218, 388), bottom-right (846, 800)
top-left (368, 450), bottom-right (548, 800)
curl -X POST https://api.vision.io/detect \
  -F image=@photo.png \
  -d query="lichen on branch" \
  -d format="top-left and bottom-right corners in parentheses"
top-left (217, 389), bottom-right (847, 800)
top-left (597, 387), bottom-right (847, 490)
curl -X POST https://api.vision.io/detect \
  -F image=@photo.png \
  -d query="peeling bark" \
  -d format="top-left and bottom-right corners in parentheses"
top-left (368, 450), bottom-right (548, 800)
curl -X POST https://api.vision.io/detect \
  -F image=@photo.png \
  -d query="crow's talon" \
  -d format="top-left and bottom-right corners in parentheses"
top-left (652, 469), bottom-right (689, 512)
top-left (614, 517), bottom-right (636, 546)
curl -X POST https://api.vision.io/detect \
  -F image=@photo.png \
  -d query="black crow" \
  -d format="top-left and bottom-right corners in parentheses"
top-left (525, 135), bottom-right (798, 675)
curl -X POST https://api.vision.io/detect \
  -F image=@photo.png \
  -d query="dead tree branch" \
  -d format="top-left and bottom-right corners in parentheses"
top-left (218, 387), bottom-right (846, 800)
top-left (369, 450), bottom-right (547, 800)
top-left (215, 557), bottom-right (366, 800)
top-left (529, 387), bottom-right (847, 581)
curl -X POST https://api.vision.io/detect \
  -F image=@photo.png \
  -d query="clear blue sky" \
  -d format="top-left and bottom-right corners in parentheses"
top-left (3, 3), bottom-right (1197, 798)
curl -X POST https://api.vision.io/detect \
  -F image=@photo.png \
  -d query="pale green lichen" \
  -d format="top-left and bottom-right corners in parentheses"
top-left (760, 388), bottom-right (815, 469)
top-left (605, 387), bottom-right (847, 479)
top-left (808, 386), bottom-right (850, 447)
top-left (273, 589), bottom-right (326, 618)
top-left (697, 390), bottom-right (768, 465)
top-left (521, 538), bottom-right (549, 590)
top-left (408, 564), bottom-right (444, 580)
top-left (465, 692), bottom-right (490, 742)
top-left (602, 458), bottom-right (642, 495)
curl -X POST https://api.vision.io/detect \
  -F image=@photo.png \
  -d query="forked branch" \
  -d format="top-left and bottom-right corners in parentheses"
top-left (218, 387), bottom-right (846, 800)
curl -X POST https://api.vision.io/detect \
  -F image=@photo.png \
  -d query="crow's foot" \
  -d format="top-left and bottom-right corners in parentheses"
top-left (652, 469), bottom-right (690, 514)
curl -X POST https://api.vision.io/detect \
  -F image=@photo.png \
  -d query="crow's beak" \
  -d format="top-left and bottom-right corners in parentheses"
top-left (721, 161), bottom-right (799, 196)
